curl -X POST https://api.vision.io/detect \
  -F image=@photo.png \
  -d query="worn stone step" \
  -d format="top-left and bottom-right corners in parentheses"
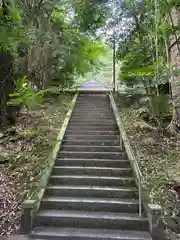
top-left (61, 145), bottom-right (122, 153)
top-left (67, 125), bottom-right (118, 131)
top-left (71, 116), bottom-right (114, 120)
top-left (74, 105), bottom-right (111, 109)
top-left (76, 101), bottom-right (109, 103)
top-left (70, 116), bottom-right (115, 119)
top-left (65, 130), bottom-right (119, 136)
top-left (58, 151), bottom-right (126, 160)
top-left (72, 110), bottom-right (113, 114)
top-left (77, 97), bottom-right (108, 100)
top-left (77, 98), bottom-right (109, 101)
top-left (55, 158), bottom-right (130, 168)
top-left (68, 122), bottom-right (117, 126)
top-left (35, 210), bottom-right (148, 231)
top-left (71, 113), bottom-right (114, 117)
top-left (73, 108), bottom-right (112, 111)
top-left (76, 96), bottom-right (108, 98)
top-left (41, 197), bottom-right (139, 213)
top-left (73, 109), bottom-right (112, 112)
top-left (45, 185), bottom-right (138, 199)
top-left (72, 109), bottom-right (113, 112)
top-left (63, 135), bottom-right (119, 141)
top-left (77, 97), bottom-right (109, 101)
top-left (31, 227), bottom-right (152, 240)
top-left (63, 132), bottom-right (120, 141)
top-left (62, 140), bottom-right (120, 146)
top-left (69, 120), bottom-right (116, 124)
top-left (71, 115), bottom-right (114, 118)
top-left (52, 166), bottom-right (132, 177)
top-left (70, 117), bottom-right (115, 121)
top-left (75, 102), bottom-right (110, 105)
top-left (49, 175), bottom-right (135, 187)
top-left (73, 107), bottom-right (112, 110)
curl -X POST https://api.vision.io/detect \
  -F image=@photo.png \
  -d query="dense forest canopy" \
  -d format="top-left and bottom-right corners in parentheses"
top-left (104, 0), bottom-right (180, 132)
top-left (0, 0), bottom-right (180, 132)
top-left (0, 0), bottom-right (110, 126)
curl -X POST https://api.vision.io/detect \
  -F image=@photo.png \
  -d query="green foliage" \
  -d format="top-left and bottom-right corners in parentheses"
top-left (9, 76), bottom-right (44, 109)
top-left (106, 0), bottom-right (180, 129)
top-left (0, 0), bottom-right (107, 124)
top-left (72, 0), bottom-right (109, 32)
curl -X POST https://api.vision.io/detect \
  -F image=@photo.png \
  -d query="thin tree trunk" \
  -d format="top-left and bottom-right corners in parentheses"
top-left (169, 8), bottom-right (180, 132)
top-left (0, 1), bottom-right (14, 126)
top-left (0, 52), bottom-right (14, 126)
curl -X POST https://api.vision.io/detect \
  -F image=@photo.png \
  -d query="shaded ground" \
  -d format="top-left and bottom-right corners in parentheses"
top-left (0, 93), bottom-right (73, 236)
top-left (114, 96), bottom-right (180, 239)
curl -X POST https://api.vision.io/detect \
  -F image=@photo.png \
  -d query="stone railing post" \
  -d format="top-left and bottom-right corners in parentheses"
top-left (148, 204), bottom-right (164, 240)
top-left (20, 199), bottom-right (37, 234)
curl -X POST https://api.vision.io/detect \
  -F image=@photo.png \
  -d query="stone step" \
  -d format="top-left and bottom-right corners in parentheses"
top-left (68, 122), bottom-right (117, 126)
top-left (75, 100), bottom-right (110, 102)
top-left (74, 105), bottom-right (111, 108)
top-left (61, 145), bottom-right (122, 153)
top-left (45, 185), bottom-right (138, 199)
top-left (76, 96), bottom-right (108, 99)
top-left (52, 166), bottom-right (132, 177)
top-left (69, 120), bottom-right (116, 124)
top-left (41, 197), bottom-right (139, 213)
top-left (62, 140), bottom-right (120, 146)
top-left (77, 97), bottom-right (109, 100)
top-left (69, 120), bottom-right (117, 124)
top-left (65, 130), bottom-right (119, 136)
top-left (58, 151), bottom-right (126, 160)
top-left (73, 107), bottom-right (112, 111)
top-left (55, 158), bottom-right (130, 168)
top-left (72, 110), bottom-right (113, 114)
top-left (77, 99), bottom-right (109, 101)
top-left (71, 115), bottom-right (114, 118)
top-left (71, 113), bottom-right (114, 117)
top-left (75, 102), bottom-right (110, 105)
top-left (67, 125), bottom-right (118, 131)
top-left (70, 116), bottom-right (114, 120)
top-left (70, 117), bottom-right (115, 121)
top-left (73, 107), bottom-right (112, 110)
top-left (63, 135), bottom-right (119, 141)
top-left (49, 175), bottom-right (135, 187)
top-left (76, 97), bottom-right (109, 100)
top-left (75, 101), bottom-right (110, 104)
top-left (71, 115), bottom-right (114, 119)
top-left (31, 227), bottom-right (152, 240)
top-left (35, 210), bottom-right (148, 231)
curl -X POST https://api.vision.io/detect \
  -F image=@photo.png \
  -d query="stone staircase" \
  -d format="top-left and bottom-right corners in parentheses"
top-left (30, 93), bottom-right (152, 240)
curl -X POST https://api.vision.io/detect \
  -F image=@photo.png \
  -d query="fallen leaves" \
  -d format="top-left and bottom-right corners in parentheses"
top-left (0, 94), bottom-right (72, 236)
top-left (119, 107), bottom-right (180, 239)
top-left (0, 168), bottom-right (21, 235)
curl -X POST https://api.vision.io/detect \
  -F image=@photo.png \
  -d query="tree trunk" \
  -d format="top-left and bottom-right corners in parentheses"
top-left (27, 42), bottom-right (50, 89)
top-left (169, 8), bottom-right (180, 132)
top-left (0, 52), bottom-right (14, 126)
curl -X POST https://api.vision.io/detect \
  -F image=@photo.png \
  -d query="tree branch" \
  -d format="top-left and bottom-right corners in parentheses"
top-left (169, 36), bottom-right (180, 51)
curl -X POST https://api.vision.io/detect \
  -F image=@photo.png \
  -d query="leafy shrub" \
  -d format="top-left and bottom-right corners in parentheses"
top-left (9, 76), bottom-right (44, 110)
